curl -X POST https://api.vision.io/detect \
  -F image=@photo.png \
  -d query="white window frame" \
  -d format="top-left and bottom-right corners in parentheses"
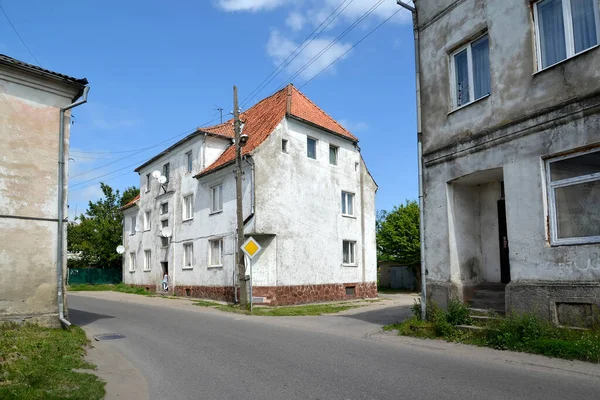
top-left (307, 136), bottom-right (317, 160)
top-left (329, 145), bottom-right (338, 166)
top-left (545, 148), bottom-right (600, 245)
top-left (163, 162), bottom-right (170, 182)
top-left (129, 252), bottom-right (136, 272)
top-left (143, 211), bottom-right (151, 231)
top-left (210, 183), bottom-right (223, 214)
top-left (449, 34), bottom-right (490, 109)
top-left (130, 216), bottom-right (136, 235)
top-left (183, 194), bottom-right (193, 221)
top-left (183, 242), bottom-right (194, 269)
top-left (533, 0), bottom-right (600, 71)
top-left (186, 151), bottom-right (193, 173)
top-left (160, 202), bottom-right (168, 215)
top-left (145, 173), bottom-right (151, 192)
top-left (341, 191), bottom-right (355, 217)
top-left (143, 250), bottom-right (151, 271)
top-left (342, 240), bottom-right (356, 266)
top-left (208, 238), bottom-right (224, 268)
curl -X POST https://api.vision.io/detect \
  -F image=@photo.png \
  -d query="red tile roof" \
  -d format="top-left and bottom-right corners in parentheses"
top-left (120, 194), bottom-right (140, 211)
top-left (195, 84), bottom-right (356, 178)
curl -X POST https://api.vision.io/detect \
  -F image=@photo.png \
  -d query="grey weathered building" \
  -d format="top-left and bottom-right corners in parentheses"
top-left (414, 0), bottom-right (600, 326)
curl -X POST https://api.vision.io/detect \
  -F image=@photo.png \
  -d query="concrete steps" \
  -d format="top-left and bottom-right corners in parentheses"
top-left (468, 283), bottom-right (506, 315)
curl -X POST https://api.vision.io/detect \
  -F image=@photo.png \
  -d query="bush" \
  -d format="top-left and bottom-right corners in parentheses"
top-left (446, 299), bottom-right (472, 326)
top-left (485, 313), bottom-right (548, 350)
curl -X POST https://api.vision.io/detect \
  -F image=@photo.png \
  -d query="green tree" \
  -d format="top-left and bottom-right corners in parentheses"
top-left (377, 200), bottom-right (420, 266)
top-left (67, 183), bottom-right (139, 269)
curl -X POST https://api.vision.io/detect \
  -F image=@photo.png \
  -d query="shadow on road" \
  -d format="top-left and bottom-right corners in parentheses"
top-left (339, 304), bottom-right (414, 326)
top-left (69, 308), bottom-right (115, 327)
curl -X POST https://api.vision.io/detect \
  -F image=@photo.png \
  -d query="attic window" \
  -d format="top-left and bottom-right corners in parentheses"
top-left (282, 139), bottom-right (288, 153)
top-left (307, 137), bottom-right (317, 159)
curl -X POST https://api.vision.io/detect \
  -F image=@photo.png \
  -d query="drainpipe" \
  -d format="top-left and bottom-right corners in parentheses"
top-left (397, 0), bottom-right (426, 320)
top-left (57, 86), bottom-right (90, 328)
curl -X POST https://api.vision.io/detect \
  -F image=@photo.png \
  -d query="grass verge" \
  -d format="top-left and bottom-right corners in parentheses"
top-left (193, 301), bottom-right (359, 316)
top-left (0, 323), bottom-right (105, 399)
top-left (384, 300), bottom-right (600, 363)
top-left (68, 283), bottom-right (152, 296)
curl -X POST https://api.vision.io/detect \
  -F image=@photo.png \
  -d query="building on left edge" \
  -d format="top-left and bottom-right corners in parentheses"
top-left (0, 54), bottom-right (89, 327)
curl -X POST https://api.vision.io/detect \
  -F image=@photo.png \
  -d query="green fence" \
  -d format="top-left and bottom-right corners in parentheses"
top-left (67, 268), bottom-right (122, 285)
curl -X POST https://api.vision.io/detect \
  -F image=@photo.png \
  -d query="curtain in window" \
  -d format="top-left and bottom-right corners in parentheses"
top-left (472, 35), bottom-right (491, 100)
top-left (571, 0), bottom-right (598, 53)
top-left (538, 0), bottom-right (567, 68)
top-left (454, 49), bottom-right (469, 106)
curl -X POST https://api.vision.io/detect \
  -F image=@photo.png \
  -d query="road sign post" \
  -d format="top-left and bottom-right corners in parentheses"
top-left (241, 237), bottom-right (262, 312)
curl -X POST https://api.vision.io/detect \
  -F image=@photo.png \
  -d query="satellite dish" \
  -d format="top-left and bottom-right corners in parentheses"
top-left (152, 170), bottom-right (162, 179)
top-left (158, 175), bottom-right (167, 184)
top-left (116, 245), bottom-right (125, 254)
top-left (161, 227), bottom-right (173, 238)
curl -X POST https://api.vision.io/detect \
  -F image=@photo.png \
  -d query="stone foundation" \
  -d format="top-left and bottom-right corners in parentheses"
top-left (0, 313), bottom-right (61, 328)
top-left (507, 280), bottom-right (600, 328)
top-left (426, 281), bottom-right (463, 309)
top-left (165, 282), bottom-right (378, 306)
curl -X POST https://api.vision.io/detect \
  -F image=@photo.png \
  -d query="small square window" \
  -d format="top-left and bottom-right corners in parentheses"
top-left (129, 252), bottom-right (136, 272)
top-left (307, 137), bottom-right (317, 159)
top-left (209, 238), bottom-right (223, 267)
top-left (450, 34), bottom-right (490, 109)
top-left (144, 250), bottom-right (151, 271)
top-left (282, 139), bottom-right (288, 153)
top-left (345, 285), bottom-right (356, 296)
top-left (342, 241), bottom-right (356, 265)
top-left (329, 145), bottom-right (338, 165)
top-left (163, 163), bottom-right (170, 182)
top-left (211, 184), bottom-right (223, 213)
top-left (186, 151), bottom-right (193, 173)
top-left (341, 191), bottom-right (355, 216)
top-left (143, 211), bottom-right (151, 231)
top-left (183, 243), bottom-right (193, 269)
top-left (546, 148), bottom-right (600, 245)
top-left (183, 195), bottom-right (193, 220)
top-left (160, 202), bottom-right (168, 215)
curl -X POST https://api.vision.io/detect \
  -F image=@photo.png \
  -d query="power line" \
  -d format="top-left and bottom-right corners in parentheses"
top-left (277, 0), bottom-right (386, 92)
top-left (240, 0), bottom-right (354, 109)
top-left (300, 9), bottom-right (401, 89)
top-left (0, 4), bottom-right (41, 66)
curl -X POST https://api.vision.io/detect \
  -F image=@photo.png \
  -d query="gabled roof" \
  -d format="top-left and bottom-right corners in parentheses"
top-left (120, 194), bottom-right (140, 211)
top-left (0, 54), bottom-right (88, 87)
top-left (194, 84), bottom-right (356, 178)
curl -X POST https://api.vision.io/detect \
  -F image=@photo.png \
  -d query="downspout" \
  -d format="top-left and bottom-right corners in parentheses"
top-left (57, 86), bottom-right (90, 327)
top-left (397, 0), bottom-right (426, 320)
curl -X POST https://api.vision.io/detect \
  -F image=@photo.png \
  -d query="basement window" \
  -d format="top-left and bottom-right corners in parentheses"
top-left (546, 148), bottom-right (600, 245)
top-left (345, 286), bottom-right (356, 296)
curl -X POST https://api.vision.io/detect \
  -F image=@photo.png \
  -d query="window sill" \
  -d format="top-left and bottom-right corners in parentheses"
top-left (208, 265), bottom-right (223, 269)
top-left (342, 214), bottom-right (356, 219)
top-left (182, 267), bottom-right (194, 270)
top-left (448, 94), bottom-right (489, 115)
top-left (534, 45), bottom-right (598, 75)
top-left (182, 218), bottom-right (194, 222)
top-left (143, 269), bottom-right (151, 273)
top-left (143, 229), bottom-right (151, 232)
top-left (209, 210), bottom-right (222, 216)
top-left (129, 233), bottom-right (136, 236)
top-left (129, 270), bottom-right (136, 273)
top-left (550, 237), bottom-right (600, 247)
top-left (342, 264), bottom-right (358, 268)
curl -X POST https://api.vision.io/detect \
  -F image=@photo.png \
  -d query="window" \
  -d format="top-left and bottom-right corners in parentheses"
top-left (450, 34), bottom-right (490, 108)
top-left (129, 252), bottom-right (136, 272)
top-left (144, 250), bottom-right (151, 271)
top-left (534, 0), bottom-right (600, 70)
top-left (160, 202), bottom-right (168, 215)
top-left (183, 195), bottom-right (193, 220)
top-left (186, 151), bottom-right (193, 173)
top-left (282, 139), bottom-right (288, 153)
top-left (183, 243), bottom-right (193, 269)
top-left (130, 216), bottom-right (137, 235)
top-left (143, 211), bottom-right (151, 231)
top-left (307, 137), bottom-right (317, 159)
top-left (211, 184), bottom-right (223, 213)
top-left (160, 219), bottom-right (169, 247)
top-left (342, 241), bottom-right (356, 265)
top-left (341, 191), bottom-right (355, 216)
top-left (329, 145), bottom-right (338, 165)
top-left (546, 148), bottom-right (600, 245)
top-left (146, 174), bottom-right (150, 192)
top-left (163, 163), bottom-right (170, 182)
top-left (209, 238), bottom-right (223, 267)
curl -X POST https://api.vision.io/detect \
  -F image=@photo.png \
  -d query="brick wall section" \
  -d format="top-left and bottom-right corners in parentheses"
top-left (130, 282), bottom-right (378, 305)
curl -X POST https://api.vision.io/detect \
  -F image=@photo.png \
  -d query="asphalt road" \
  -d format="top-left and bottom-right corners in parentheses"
top-left (69, 292), bottom-right (600, 400)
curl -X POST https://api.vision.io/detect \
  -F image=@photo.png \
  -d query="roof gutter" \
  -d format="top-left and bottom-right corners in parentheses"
top-left (57, 85), bottom-right (90, 328)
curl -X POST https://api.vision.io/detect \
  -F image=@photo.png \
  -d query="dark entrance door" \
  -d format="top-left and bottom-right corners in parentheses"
top-left (497, 199), bottom-right (511, 283)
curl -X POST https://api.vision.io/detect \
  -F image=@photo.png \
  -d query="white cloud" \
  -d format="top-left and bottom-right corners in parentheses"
top-left (217, 0), bottom-right (290, 12)
top-left (286, 12), bottom-right (306, 31)
top-left (338, 119), bottom-right (369, 132)
top-left (266, 30), bottom-right (352, 80)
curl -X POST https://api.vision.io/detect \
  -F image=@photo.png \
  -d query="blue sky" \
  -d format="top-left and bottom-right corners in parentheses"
top-left (1, 0), bottom-right (417, 219)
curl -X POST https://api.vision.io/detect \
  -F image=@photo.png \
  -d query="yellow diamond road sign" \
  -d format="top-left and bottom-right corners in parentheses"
top-left (241, 237), bottom-right (261, 259)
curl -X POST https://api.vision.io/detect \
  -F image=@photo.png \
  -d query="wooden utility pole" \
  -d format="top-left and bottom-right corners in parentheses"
top-left (234, 85), bottom-right (248, 308)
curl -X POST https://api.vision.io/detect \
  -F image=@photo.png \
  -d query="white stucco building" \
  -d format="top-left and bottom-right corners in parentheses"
top-left (414, 0), bottom-right (600, 326)
top-left (122, 85), bottom-right (377, 305)
top-left (0, 54), bottom-right (88, 326)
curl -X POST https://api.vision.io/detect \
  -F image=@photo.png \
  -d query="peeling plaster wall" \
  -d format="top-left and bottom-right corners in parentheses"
top-left (251, 118), bottom-right (377, 287)
top-left (0, 67), bottom-right (80, 326)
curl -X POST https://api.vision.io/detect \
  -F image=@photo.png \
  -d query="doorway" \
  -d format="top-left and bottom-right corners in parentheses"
top-left (497, 199), bottom-right (511, 284)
